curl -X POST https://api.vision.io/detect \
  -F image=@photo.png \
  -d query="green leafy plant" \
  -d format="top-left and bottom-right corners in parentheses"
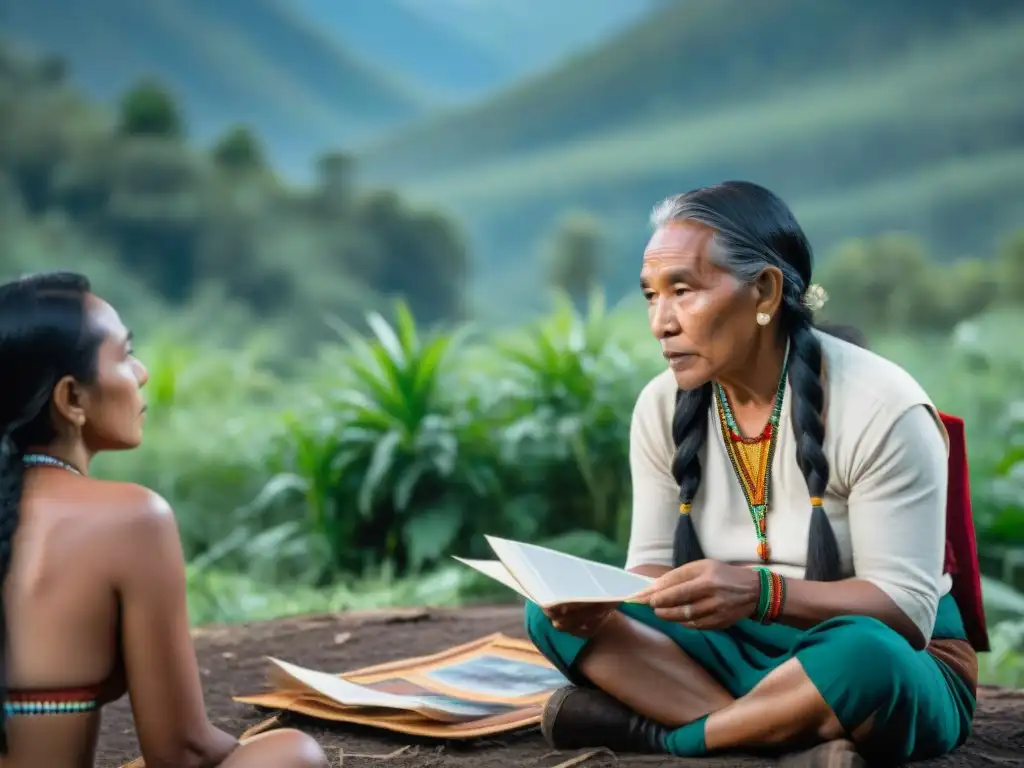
top-left (258, 302), bottom-right (500, 577)
top-left (491, 290), bottom-right (656, 544)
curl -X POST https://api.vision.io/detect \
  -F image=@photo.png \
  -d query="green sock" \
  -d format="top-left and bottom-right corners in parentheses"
top-left (662, 714), bottom-right (709, 756)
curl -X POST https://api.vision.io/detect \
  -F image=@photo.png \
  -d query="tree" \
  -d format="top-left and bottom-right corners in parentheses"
top-left (816, 234), bottom-right (930, 331)
top-left (927, 257), bottom-right (997, 330)
top-left (353, 190), bottom-right (469, 325)
top-left (211, 126), bottom-right (265, 172)
top-left (315, 151), bottom-right (356, 209)
top-left (817, 234), bottom-right (1001, 333)
top-left (995, 230), bottom-right (1024, 305)
top-left (118, 80), bottom-right (183, 138)
top-left (543, 211), bottom-right (605, 310)
top-left (37, 54), bottom-right (67, 84)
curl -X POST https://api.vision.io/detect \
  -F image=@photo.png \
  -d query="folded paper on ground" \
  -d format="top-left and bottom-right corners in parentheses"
top-left (456, 535), bottom-right (653, 609)
top-left (235, 633), bottom-right (569, 739)
top-left (232, 539), bottom-right (650, 740)
top-left (266, 657), bottom-right (519, 722)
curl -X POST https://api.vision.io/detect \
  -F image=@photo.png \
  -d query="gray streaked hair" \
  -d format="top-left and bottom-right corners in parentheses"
top-left (650, 180), bottom-right (842, 584)
top-left (649, 188), bottom-right (808, 292)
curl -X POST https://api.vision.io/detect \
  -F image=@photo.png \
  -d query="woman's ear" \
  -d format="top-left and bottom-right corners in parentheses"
top-left (754, 266), bottom-right (785, 318)
top-left (51, 375), bottom-right (88, 430)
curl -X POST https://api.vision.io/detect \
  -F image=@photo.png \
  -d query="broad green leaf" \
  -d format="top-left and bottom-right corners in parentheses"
top-left (365, 310), bottom-right (407, 366)
top-left (393, 460), bottom-right (432, 511)
top-left (402, 506), bottom-right (464, 572)
top-left (358, 429), bottom-right (403, 517)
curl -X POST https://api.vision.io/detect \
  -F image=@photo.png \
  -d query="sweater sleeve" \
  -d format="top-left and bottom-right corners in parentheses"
top-left (624, 376), bottom-right (681, 571)
top-left (847, 404), bottom-right (949, 643)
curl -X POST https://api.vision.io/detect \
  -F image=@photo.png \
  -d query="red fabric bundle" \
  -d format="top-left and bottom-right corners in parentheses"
top-left (938, 412), bottom-right (990, 652)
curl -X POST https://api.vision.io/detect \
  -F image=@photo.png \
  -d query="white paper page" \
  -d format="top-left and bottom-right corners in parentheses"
top-left (266, 658), bottom-right (505, 719)
top-left (484, 536), bottom-right (653, 607)
top-left (453, 557), bottom-right (532, 600)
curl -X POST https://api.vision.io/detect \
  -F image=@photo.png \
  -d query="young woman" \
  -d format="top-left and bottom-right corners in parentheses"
top-left (0, 272), bottom-right (328, 767)
top-left (525, 183), bottom-right (977, 767)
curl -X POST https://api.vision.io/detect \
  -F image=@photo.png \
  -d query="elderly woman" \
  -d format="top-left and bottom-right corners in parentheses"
top-left (524, 182), bottom-right (977, 767)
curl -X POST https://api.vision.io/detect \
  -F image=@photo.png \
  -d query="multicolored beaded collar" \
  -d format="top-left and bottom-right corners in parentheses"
top-left (21, 453), bottom-right (83, 475)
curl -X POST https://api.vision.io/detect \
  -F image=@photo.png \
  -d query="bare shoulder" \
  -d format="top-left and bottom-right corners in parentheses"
top-left (89, 480), bottom-right (178, 539)
top-left (62, 480), bottom-right (185, 590)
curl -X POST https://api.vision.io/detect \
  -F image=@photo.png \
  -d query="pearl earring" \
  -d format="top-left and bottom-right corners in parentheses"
top-left (756, 312), bottom-right (771, 326)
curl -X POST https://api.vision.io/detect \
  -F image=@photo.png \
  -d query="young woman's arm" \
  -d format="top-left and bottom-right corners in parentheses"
top-left (115, 486), bottom-right (238, 768)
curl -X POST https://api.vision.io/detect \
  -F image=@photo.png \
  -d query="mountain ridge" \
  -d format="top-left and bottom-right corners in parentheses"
top-left (291, 0), bottom-right (658, 102)
top-left (358, 0), bottom-right (1021, 181)
top-left (289, 0), bottom-right (509, 100)
top-left (4, 0), bottom-right (426, 173)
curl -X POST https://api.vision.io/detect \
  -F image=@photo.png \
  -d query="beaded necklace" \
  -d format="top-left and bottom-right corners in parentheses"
top-left (22, 453), bottom-right (83, 475)
top-left (713, 345), bottom-right (789, 563)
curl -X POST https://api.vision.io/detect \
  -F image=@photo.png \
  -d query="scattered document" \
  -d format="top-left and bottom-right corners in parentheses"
top-left (267, 658), bottom-right (514, 722)
top-left (238, 633), bottom-right (566, 738)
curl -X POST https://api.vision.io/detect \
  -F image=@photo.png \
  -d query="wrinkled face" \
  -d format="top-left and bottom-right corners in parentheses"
top-left (640, 221), bottom-right (765, 389)
top-left (77, 295), bottom-right (150, 451)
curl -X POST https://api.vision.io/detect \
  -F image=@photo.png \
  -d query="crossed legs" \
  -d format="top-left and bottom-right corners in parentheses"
top-left (574, 611), bottom-right (847, 752)
top-left (529, 599), bottom-right (972, 763)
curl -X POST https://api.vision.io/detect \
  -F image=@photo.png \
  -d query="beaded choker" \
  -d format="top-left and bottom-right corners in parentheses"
top-left (713, 344), bottom-right (790, 564)
top-left (22, 453), bottom-right (83, 475)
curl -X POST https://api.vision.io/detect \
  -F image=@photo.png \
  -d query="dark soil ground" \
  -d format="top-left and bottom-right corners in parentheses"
top-left (100, 606), bottom-right (1024, 767)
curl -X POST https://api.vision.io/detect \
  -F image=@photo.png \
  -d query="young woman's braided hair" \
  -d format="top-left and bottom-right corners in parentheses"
top-left (651, 182), bottom-right (842, 583)
top-left (0, 271), bottom-right (101, 754)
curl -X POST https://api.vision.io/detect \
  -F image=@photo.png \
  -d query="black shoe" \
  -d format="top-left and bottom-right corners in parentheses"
top-left (540, 685), bottom-right (669, 754)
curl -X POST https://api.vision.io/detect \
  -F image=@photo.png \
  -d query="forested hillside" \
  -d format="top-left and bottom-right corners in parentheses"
top-left (4, 0), bottom-right (426, 171)
top-left (354, 0), bottom-right (1024, 303)
top-left (362, 0), bottom-right (1018, 178)
top-left (289, 0), bottom-right (508, 100)
top-left (0, 43), bottom-right (467, 353)
top-left (291, 0), bottom-right (657, 101)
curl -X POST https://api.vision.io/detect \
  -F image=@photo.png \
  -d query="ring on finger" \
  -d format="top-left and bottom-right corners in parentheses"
top-left (682, 604), bottom-right (693, 621)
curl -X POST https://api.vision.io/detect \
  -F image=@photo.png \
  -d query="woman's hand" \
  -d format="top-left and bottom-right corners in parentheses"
top-left (544, 602), bottom-right (617, 638)
top-left (632, 560), bottom-right (761, 630)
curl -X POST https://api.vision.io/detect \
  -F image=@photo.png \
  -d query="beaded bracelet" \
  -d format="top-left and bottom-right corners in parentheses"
top-left (753, 566), bottom-right (787, 624)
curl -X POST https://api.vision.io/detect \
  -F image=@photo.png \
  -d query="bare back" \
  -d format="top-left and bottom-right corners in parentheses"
top-left (2, 470), bottom-right (131, 766)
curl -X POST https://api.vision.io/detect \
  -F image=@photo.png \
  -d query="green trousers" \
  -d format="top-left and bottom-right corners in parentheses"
top-left (525, 593), bottom-right (976, 762)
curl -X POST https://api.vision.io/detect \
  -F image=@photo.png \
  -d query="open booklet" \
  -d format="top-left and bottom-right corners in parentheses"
top-left (454, 535), bottom-right (654, 609)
